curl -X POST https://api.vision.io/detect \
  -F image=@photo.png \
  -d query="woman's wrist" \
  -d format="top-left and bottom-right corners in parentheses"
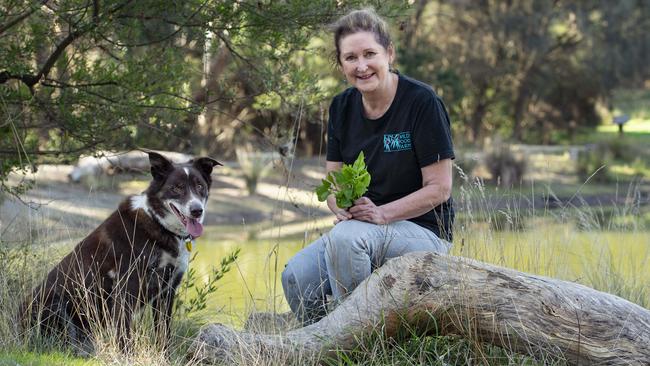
top-left (377, 205), bottom-right (390, 224)
top-left (327, 194), bottom-right (340, 214)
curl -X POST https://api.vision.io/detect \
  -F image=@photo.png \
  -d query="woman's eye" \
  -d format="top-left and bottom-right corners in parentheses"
top-left (365, 51), bottom-right (376, 57)
top-left (345, 55), bottom-right (356, 62)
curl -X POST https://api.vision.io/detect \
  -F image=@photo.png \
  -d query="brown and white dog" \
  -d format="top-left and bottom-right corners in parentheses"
top-left (20, 152), bottom-right (221, 352)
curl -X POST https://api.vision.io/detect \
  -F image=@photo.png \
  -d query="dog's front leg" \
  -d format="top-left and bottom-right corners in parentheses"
top-left (114, 295), bottom-right (134, 353)
top-left (152, 287), bottom-right (176, 348)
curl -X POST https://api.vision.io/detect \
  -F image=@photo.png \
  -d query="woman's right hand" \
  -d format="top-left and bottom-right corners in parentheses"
top-left (324, 161), bottom-right (350, 224)
top-left (327, 194), bottom-right (352, 224)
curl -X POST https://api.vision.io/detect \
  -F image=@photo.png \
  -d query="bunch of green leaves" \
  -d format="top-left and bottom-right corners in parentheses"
top-left (315, 151), bottom-right (371, 209)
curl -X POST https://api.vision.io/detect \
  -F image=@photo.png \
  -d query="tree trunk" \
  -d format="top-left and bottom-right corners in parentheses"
top-left (402, 0), bottom-right (429, 50)
top-left (469, 83), bottom-right (489, 143)
top-left (190, 252), bottom-right (650, 365)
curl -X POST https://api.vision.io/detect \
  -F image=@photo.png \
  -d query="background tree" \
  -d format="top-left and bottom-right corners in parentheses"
top-left (397, 0), bottom-right (650, 144)
top-left (2, 0), bottom-right (649, 193)
top-left (0, 0), bottom-right (388, 191)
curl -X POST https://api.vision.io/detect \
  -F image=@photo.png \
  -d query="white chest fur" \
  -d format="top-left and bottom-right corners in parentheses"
top-left (157, 238), bottom-right (191, 276)
top-left (175, 238), bottom-right (191, 274)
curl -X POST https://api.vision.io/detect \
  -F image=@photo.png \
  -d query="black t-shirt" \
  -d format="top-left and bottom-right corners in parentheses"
top-left (326, 73), bottom-right (455, 241)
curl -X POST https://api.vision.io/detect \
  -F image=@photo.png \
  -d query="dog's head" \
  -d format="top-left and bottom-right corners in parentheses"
top-left (144, 152), bottom-right (222, 239)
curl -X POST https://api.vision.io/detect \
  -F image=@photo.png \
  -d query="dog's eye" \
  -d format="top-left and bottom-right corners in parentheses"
top-left (173, 185), bottom-right (183, 194)
top-left (196, 184), bottom-right (203, 192)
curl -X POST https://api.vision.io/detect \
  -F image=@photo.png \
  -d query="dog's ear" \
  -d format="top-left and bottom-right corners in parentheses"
top-left (192, 157), bottom-right (222, 181)
top-left (148, 152), bottom-right (174, 181)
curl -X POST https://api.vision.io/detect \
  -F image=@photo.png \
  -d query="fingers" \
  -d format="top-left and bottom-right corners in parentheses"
top-left (337, 209), bottom-right (352, 220)
top-left (349, 205), bottom-right (368, 215)
top-left (333, 209), bottom-right (351, 225)
top-left (349, 204), bottom-right (386, 225)
top-left (354, 197), bottom-right (371, 205)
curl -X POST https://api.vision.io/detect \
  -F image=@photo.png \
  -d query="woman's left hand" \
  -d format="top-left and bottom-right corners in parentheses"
top-left (349, 197), bottom-right (388, 225)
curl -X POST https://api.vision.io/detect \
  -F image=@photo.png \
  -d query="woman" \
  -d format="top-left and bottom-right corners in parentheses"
top-left (282, 8), bottom-right (454, 325)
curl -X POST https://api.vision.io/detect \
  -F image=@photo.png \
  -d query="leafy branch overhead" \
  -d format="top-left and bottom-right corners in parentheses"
top-left (0, 0), bottom-right (372, 188)
top-left (316, 151), bottom-right (371, 209)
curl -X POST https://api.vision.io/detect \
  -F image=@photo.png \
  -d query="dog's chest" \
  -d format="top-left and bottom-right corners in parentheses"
top-left (156, 238), bottom-right (191, 276)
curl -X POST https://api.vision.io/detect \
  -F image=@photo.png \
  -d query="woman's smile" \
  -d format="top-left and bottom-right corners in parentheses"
top-left (339, 31), bottom-right (394, 95)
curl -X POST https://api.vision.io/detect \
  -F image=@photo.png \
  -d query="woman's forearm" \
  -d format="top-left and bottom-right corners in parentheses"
top-left (380, 159), bottom-right (453, 223)
top-left (379, 183), bottom-right (451, 223)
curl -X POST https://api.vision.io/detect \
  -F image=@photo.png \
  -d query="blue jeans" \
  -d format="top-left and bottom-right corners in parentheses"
top-left (281, 219), bottom-right (451, 324)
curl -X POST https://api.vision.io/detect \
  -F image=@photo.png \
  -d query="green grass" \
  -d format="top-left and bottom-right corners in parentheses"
top-left (597, 119), bottom-right (650, 134)
top-left (0, 351), bottom-right (97, 366)
top-left (325, 331), bottom-right (553, 366)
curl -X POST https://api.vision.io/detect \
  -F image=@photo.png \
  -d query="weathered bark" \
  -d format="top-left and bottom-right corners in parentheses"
top-left (190, 252), bottom-right (650, 365)
top-left (68, 150), bottom-right (192, 182)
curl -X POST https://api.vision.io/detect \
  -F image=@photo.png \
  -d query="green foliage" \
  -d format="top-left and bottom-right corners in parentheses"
top-left (398, 1), bottom-right (650, 143)
top-left (0, 0), bottom-right (373, 192)
top-left (484, 144), bottom-right (527, 187)
top-left (612, 89), bottom-right (650, 120)
top-left (174, 248), bottom-right (240, 316)
top-left (575, 142), bottom-right (613, 183)
top-left (315, 151), bottom-right (371, 209)
top-left (235, 146), bottom-right (276, 196)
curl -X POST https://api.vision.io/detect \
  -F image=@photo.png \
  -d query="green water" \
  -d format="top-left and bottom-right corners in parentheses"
top-left (184, 223), bottom-right (650, 325)
top-left (184, 234), bottom-right (303, 325)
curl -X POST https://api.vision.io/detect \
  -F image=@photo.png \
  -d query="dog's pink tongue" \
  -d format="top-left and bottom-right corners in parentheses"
top-left (186, 219), bottom-right (203, 238)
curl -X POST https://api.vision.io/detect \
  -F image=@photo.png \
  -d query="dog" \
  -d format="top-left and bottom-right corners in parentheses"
top-left (19, 152), bottom-right (221, 353)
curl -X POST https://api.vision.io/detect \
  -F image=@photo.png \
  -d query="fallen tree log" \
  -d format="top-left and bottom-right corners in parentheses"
top-left (68, 150), bottom-right (192, 182)
top-left (190, 252), bottom-right (650, 365)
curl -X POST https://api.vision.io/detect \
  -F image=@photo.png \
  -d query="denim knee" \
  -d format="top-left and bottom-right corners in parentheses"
top-left (281, 255), bottom-right (328, 325)
top-left (325, 220), bottom-right (369, 254)
top-left (281, 264), bottom-right (299, 305)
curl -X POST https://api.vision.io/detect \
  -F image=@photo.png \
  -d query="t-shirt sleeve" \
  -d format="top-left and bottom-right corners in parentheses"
top-left (326, 98), bottom-right (343, 162)
top-left (412, 94), bottom-right (455, 167)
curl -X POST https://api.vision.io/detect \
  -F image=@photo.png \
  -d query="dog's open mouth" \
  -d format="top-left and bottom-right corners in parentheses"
top-left (169, 203), bottom-right (203, 238)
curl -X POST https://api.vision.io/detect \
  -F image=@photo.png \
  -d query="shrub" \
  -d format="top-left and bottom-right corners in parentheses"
top-left (453, 153), bottom-right (479, 185)
top-left (175, 248), bottom-right (240, 316)
top-left (235, 145), bottom-right (277, 195)
top-left (576, 143), bottom-right (612, 183)
top-left (484, 144), bottom-right (527, 187)
top-left (604, 137), bottom-right (635, 161)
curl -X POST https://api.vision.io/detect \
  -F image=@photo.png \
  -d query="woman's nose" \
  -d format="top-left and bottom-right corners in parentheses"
top-left (356, 59), bottom-right (368, 72)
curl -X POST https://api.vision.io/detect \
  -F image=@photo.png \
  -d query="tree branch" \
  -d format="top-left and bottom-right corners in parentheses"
top-left (0, 0), bottom-right (136, 88)
top-left (0, 0), bottom-right (49, 36)
top-left (32, 29), bottom-right (85, 87)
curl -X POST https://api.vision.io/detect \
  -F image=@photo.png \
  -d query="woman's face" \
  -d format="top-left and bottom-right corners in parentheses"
top-left (338, 31), bottom-right (394, 95)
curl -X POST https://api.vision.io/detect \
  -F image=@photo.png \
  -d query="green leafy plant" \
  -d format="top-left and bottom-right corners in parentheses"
top-left (174, 248), bottom-right (240, 316)
top-left (315, 151), bottom-right (371, 209)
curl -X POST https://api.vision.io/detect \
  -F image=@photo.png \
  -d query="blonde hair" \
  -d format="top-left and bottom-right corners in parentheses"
top-left (331, 8), bottom-right (392, 65)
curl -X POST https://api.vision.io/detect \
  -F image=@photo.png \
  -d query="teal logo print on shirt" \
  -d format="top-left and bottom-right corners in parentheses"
top-left (383, 132), bottom-right (412, 152)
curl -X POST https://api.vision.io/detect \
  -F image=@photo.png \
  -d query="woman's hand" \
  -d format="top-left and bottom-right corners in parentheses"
top-left (327, 194), bottom-right (352, 224)
top-left (349, 197), bottom-right (387, 225)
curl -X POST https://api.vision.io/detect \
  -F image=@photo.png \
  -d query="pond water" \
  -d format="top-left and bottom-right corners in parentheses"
top-left (187, 223), bottom-right (650, 325)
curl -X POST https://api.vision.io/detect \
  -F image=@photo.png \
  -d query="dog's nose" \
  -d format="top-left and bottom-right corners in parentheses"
top-left (189, 204), bottom-right (203, 218)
